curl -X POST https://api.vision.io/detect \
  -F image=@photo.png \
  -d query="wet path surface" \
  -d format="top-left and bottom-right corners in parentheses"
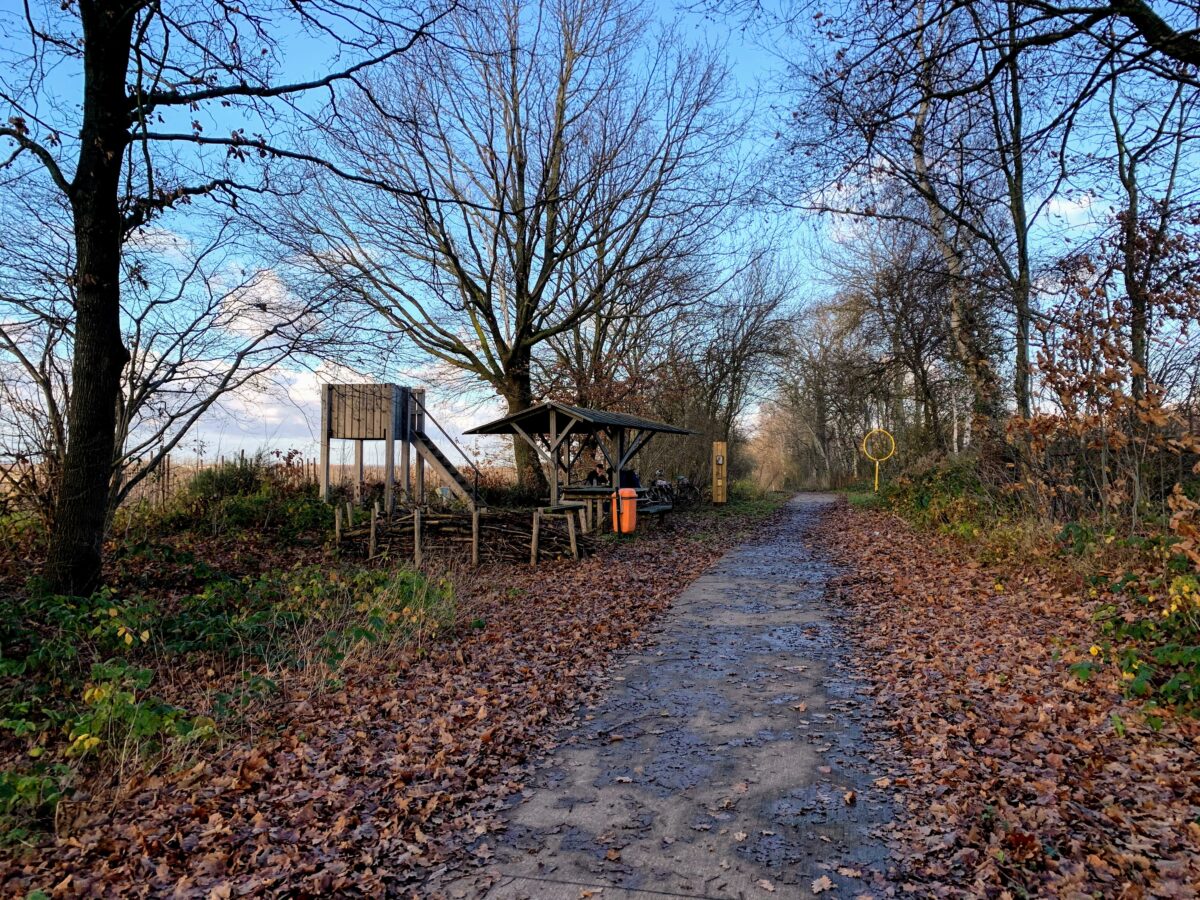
top-left (452, 494), bottom-right (893, 898)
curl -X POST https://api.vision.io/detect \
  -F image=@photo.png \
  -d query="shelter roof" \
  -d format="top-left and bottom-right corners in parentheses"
top-left (463, 401), bottom-right (694, 437)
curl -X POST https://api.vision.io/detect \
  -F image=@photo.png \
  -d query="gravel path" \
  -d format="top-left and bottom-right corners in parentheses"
top-left (446, 494), bottom-right (894, 899)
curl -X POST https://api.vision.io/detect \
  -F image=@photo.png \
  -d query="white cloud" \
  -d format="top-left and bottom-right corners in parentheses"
top-left (184, 361), bottom-right (512, 467)
top-left (1044, 192), bottom-right (1107, 226)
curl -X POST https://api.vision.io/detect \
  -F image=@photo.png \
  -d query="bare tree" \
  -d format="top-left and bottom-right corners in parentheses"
top-left (833, 222), bottom-right (957, 449)
top-left (1103, 73), bottom-right (1200, 400)
top-left (0, 0), bottom-right (445, 593)
top-left (0, 183), bottom-right (346, 527)
top-left (644, 256), bottom-right (793, 478)
top-left (283, 0), bottom-right (745, 487)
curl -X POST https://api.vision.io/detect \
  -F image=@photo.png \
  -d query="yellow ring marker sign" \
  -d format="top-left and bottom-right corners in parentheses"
top-left (861, 428), bottom-right (895, 493)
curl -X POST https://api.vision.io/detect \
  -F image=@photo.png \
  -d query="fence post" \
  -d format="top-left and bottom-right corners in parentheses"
top-left (369, 502), bottom-right (379, 558)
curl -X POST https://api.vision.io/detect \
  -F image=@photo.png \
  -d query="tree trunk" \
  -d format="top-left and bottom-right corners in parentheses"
top-left (911, 88), bottom-right (1003, 449)
top-left (43, 4), bottom-right (135, 594)
top-left (501, 351), bottom-right (547, 493)
top-left (947, 280), bottom-right (1005, 437)
top-left (1014, 271), bottom-right (1032, 417)
top-left (1123, 203), bottom-right (1149, 402)
top-left (910, 12), bottom-right (1005, 454)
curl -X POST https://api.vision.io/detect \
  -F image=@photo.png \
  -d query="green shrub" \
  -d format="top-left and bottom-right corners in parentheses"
top-left (139, 472), bottom-right (331, 538)
top-left (0, 588), bottom-right (155, 683)
top-left (0, 765), bottom-right (70, 837)
top-left (212, 488), bottom-right (332, 538)
top-left (1092, 570), bottom-right (1200, 712)
top-left (66, 660), bottom-right (214, 760)
top-left (188, 460), bottom-right (265, 502)
top-left (159, 565), bottom-right (453, 671)
top-left (884, 454), bottom-right (995, 531)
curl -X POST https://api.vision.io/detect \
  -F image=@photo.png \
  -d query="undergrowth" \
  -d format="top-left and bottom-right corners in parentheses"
top-left (878, 454), bottom-right (1200, 718)
top-left (0, 461), bottom-right (455, 842)
top-left (695, 480), bottom-right (788, 520)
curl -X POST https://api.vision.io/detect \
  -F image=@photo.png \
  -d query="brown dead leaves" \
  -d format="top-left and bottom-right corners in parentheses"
top-left (3, 513), bottom-right (776, 897)
top-left (821, 503), bottom-right (1200, 897)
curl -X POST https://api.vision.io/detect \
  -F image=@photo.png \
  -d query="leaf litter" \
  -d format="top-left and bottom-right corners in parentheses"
top-left (2, 511), bottom-right (778, 897)
top-left (820, 502), bottom-right (1200, 897)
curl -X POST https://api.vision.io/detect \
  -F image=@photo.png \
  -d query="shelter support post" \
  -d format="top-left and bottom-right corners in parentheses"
top-left (384, 406), bottom-right (395, 514)
top-left (472, 508), bottom-right (480, 567)
top-left (549, 410), bottom-right (559, 506)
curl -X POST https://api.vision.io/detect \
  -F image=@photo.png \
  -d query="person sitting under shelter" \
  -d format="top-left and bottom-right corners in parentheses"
top-left (619, 468), bottom-right (641, 489)
top-left (585, 463), bottom-right (609, 485)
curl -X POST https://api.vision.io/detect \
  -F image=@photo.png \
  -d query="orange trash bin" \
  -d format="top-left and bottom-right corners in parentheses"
top-left (611, 488), bottom-right (638, 533)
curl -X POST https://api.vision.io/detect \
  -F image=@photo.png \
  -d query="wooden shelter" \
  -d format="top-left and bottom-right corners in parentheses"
top-left (463, 401), bottom-right (695, 505)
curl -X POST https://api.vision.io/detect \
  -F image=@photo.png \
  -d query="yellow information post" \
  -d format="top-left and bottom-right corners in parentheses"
top-left (712, 441), bottom-right (728, 504)
top-left (860, 428), bottom-right (895, 493)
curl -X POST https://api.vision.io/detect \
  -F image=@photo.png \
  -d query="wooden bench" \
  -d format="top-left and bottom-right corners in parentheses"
top-left (637, 501), bottom-right (673, 526)
top-left (531, 503), bottom-right (586, 564)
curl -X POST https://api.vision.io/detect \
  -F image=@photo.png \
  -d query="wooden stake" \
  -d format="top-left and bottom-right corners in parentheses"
top-left (471, 508), bottom-right (480, 567)
top-left (566, 510), bottom-right (579, 560)
top-left (414, 506), bottom-right (423, 567)
top-left (530, 509), bottom-right (540, 565)
top-left (345, 501), bottom-right (354, 528)
top-left (369, 502), bottom-right (379, 558)
top-left (335, 505), bottom-right (342, 544)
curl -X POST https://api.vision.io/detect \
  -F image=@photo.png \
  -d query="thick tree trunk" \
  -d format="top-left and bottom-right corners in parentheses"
top-left (501, 351), bottom-right (547, 493)
top-left (43, 3), bottom-right (134, 594)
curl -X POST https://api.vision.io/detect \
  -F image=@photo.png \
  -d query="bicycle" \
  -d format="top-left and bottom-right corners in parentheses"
top-left (648, 469), bottom-right (675, 505)
top-left (673, 474), bottom-right (702, 507)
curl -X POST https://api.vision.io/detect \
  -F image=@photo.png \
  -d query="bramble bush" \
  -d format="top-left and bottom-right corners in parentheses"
top-left (883, 454), bottom-right (997, 535)
top-left (127, 455), bottom-right (333, 540)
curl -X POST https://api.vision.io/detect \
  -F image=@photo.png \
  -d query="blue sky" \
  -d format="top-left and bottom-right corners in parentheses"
top-left (0, 0), bottom-right (1150, 467)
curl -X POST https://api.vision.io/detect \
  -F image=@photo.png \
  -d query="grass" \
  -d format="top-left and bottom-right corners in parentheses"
top-left (694, 481), bottom-right (790, 519)
top-left (844, 489), bottom-right (887, 510)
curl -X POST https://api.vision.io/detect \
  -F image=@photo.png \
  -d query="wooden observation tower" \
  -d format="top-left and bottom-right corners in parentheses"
top-left (318, 384), bottom-right (483, 515)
